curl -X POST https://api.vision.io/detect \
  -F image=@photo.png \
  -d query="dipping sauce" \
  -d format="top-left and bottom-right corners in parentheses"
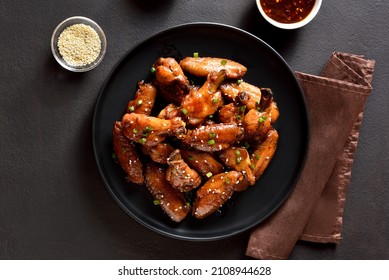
top-left (260, 0), bottom-right (315, 24)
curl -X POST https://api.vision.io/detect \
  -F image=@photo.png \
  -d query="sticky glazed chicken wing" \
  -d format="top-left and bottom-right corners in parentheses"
top-left (181, 70), bottom-right (226, 125)
top-left (179, 57), bottom-right (247, 79)
top-left (153, 57), bottom-right (190, 105)
top-left (250, 129), bottom-right (279, 179)
top-left (220, 81), bottom-right (262, 111)
top-left (218, 103), bottom-right (245, 125)
top-left (258, 88), bottom-right (279, 123)
top-left (144, 162), bottom-right (190, 222)
top-left (112, 121), bottom-right (144, 184)
top-left (218, 147), bottom-right (256, 186)
top-left (181, 123), bottom-right (244, 152)
top-left (126, 81), bottom-right (157, 115)
top-left (121, 113), bottom-right (186, 147)
top-left (180, 149), bottom-right (224, 177)
top-left (141, 142), bottom-right (175, 164)
top-left (192, 171), bottom-right (243, 219)
top-left (157, 103), bottom-right (180, 120)
top-left (166, 149), bottom-right (202, 192)
top-left (243, 109), bottom-right (272, 142)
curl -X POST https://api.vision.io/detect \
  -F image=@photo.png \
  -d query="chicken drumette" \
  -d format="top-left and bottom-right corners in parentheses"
top-left (179, 57), bottom-right (247, 79)
top-left (121, 113), bottom-right (186, 147)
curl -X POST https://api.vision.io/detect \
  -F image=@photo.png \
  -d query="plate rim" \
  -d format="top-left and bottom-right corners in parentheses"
top-left (92, 22), bottom-right (310, 241)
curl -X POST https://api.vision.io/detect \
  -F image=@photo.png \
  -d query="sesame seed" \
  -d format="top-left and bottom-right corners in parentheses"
top-left (57, 23), bottom-right (101, 67)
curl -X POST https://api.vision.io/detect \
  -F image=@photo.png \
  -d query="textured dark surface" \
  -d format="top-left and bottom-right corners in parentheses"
top-left (0, 0), bottom-right (388, 259)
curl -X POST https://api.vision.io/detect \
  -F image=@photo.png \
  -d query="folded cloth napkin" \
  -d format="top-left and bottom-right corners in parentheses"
top-left (246, 52), bottom-right (375, 260)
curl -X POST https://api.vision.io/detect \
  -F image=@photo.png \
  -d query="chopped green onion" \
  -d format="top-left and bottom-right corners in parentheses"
top-left (236, 115), bottom-right (242, 121)
top-left (221, 59), bottom-right (227, 66)
top-left (145, 126), bottom-right (153, 131)
top-left (256, 100), bottom-right (260, 105)
top-left (255, 154), bottom-right (260, 160)
top-left (236, 79), bottom-right (243, 85)
top-left (186, 202), bottom-right (191, 207)
top-left (182, 108), bottom-right (188, 115)
top-left (240, 105), bottom-right (246, 112)
top-left (193, 52), bottom-right (199, 58)
top-left (208, 114), bottom-right (213, 118)
top-left (244, 142), bottom-right (250, 149)
top-left (236, 157), bottom-right (242, 164)
top-left (206, 172), bottom-right (213, 178)
top-left (129, 105), bottom-right (135, 112)
top-left (139, 138), bottom-right (147, 144)
top-left (209, 132), bottom-right (216, 138)
top-left (132, 128), bottom-right (138, 134)
top-left (235, 150), bottom-right (241, 156)
top-left (121, 147), bottom-right (127, 153)
top-left (151, 66), bottom-right (156, 73)
top-left (153, 199), bottom-right (160, 205)
top-left (250, 164), bottom-right (255, 169)
top-left (225, 178), bottom-right (231, 184)
top-left (212, 98), bottom-right (219, 103)
top-left (257, 107), bottom-right (262, 112)
top-left (259, 116), bottom-right (267, 123)
top-left (187, 155), bottom-right (194, 161)
top-left (208, 139), bottom-right (215, 145)
top-left (137, 100), bottom-right (143, 106)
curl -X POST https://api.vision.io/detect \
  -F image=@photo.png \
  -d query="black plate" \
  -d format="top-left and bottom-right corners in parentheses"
top-left (93, 22), bottom-right (308, 241)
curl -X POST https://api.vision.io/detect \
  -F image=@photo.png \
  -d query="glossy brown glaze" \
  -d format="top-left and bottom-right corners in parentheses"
top-left (250, 129), bottom-right (279, 179)
top-left (126, 81), bottom-right (157, 115)
top-left (180, 149), bottom-right (224, 177)
top-left (181, 70), bottom-right (226, 125)
top-left (112, 121), bottom-right (144, 184)
top-left (153, 57), bottom-right (190, 105)
top-left (166, 149), bottom-right (202, 192)
top-left (121, 113), bottom-right (186, 147)
top-left (180, 57), bottom-right (247, 79)
top-left (219, 147), bottom-right (256, 186)
top-left (192, 171), bottom-right (242, 219)
top-left (144, 162), bottom-right (190, 222)
top-left (181, 123), bottom-right (244, 152)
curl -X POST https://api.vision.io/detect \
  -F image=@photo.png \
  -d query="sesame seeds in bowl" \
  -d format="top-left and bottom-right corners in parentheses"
top-left (51, 16), bottom-right (107, 72)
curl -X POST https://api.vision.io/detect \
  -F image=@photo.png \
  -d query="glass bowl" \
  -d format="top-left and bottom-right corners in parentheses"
top-left (256, 0), bottom-right (322, 30)
top-left (51, 16), bottom-right (107, 72)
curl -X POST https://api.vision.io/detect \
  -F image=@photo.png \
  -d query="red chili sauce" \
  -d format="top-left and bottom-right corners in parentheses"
top-left (260, 0), bottom-right (315, 24)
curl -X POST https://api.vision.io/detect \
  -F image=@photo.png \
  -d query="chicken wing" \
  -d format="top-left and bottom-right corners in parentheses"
top-left (259, 88), bottom-right (279, 123)
top-left (243, 109), bottom-right (272, 142)
top-left (180, 57), bottom-right (247, 79)
top-left (180, 123), bottom-right (244, 152)
top-left (218, 102), bottom-right (244, 125)
top-left (181, 70), bottom-right (226, 125)
top-left (112, 121), bottom-right (144, 184)
top-left (180, 149), bottom-right (224, 177)
top-left (141, 142), bottom-right (175, 164)
top-left (220, 81), bottom-right (262, 111)
top-left (218, 147), bottom-right (256, 186)
top-left (166, 149), bottom-right (202, 192)
top-left (153, 57), bottom-right (190, 105)
top-left (250, 129), bottom-right (279, 179)
top-left (126, 81), bottom-right (157, 115)
top-left (192, 171), bottom-right (243, 219)
top-left (144, 162), bottom-right (190, 222)
top-left (157, 103), bottom-right (180, 120)
top-left (121, 113), bottom-right (186, 147)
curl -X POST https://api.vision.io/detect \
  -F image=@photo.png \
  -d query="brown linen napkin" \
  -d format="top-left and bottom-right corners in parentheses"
top-left (246, 52), bottom-right (375, 259)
